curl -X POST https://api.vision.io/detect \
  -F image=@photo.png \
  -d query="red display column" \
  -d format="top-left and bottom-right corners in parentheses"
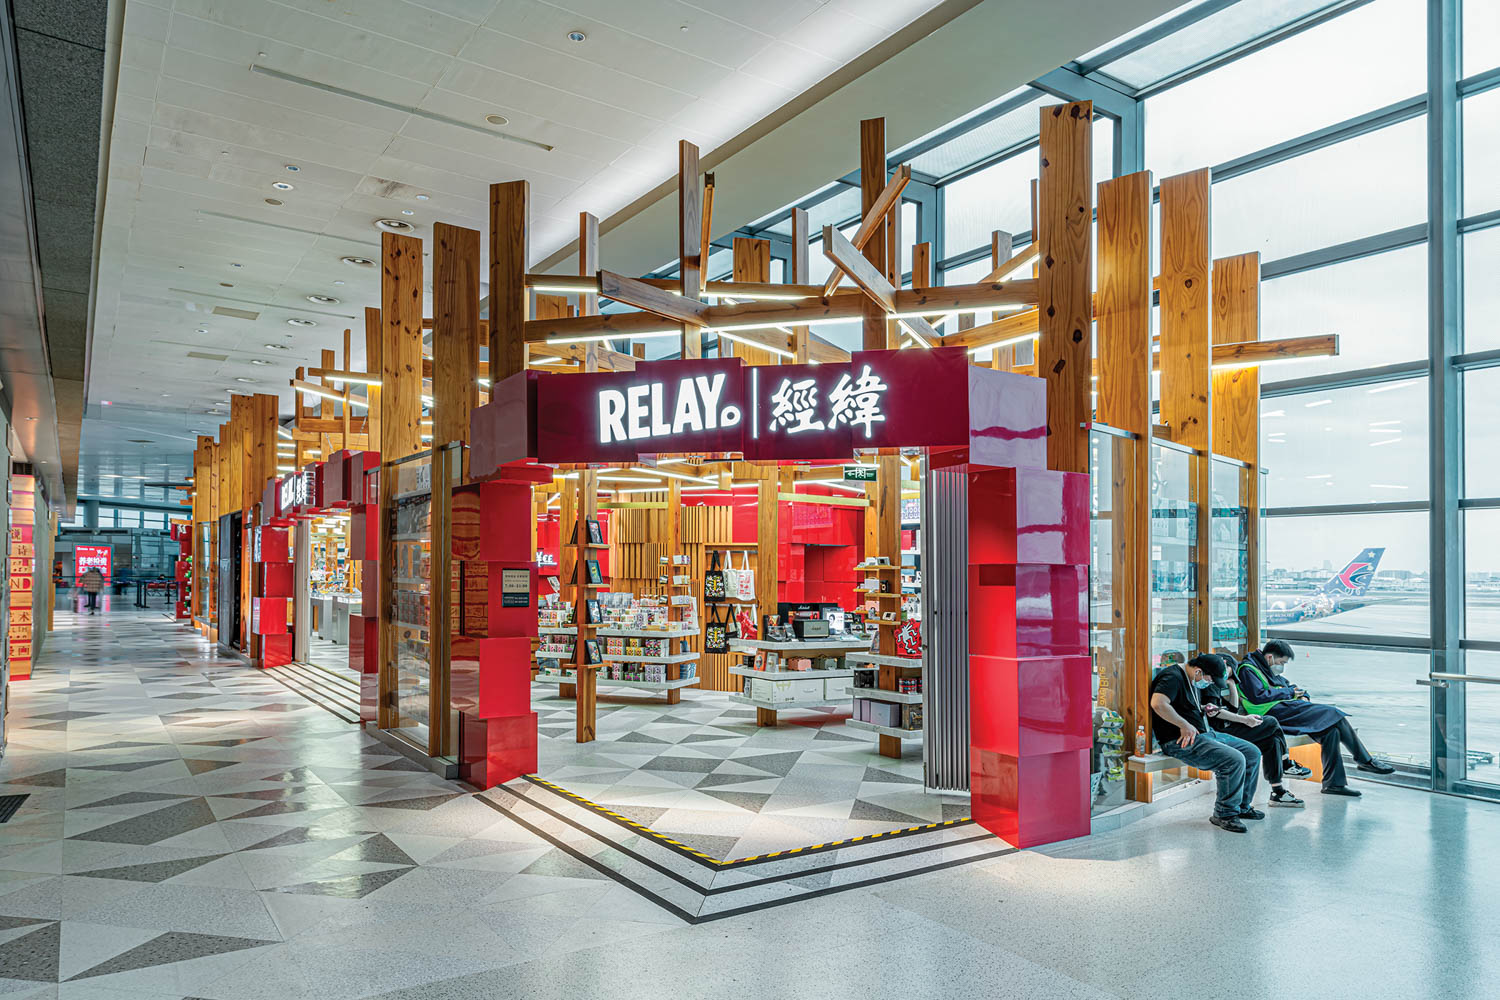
top-left (328, 450), bottom-right (380, 724)
top-left (172, 524), bottom-right (192, 619)
top-left (251, 525), bottom-right (293, 668)
top-left (968, 465), bottom-right (1092, 848)
top-left (451, 469), bottom-right (549, 788)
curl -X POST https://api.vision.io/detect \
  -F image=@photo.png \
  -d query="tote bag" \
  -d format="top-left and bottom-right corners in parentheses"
top-left (703, 550), bottom-right (727, 603)
top-left (735, 606), bottom-right (759, 641)
top-left (705, 606), bottom-right (729, 653)
top-left (729, 551), bottom-right (756, 602)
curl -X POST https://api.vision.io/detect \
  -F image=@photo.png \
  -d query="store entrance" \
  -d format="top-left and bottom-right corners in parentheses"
top-left (216, 511), bottom-right (241, 652)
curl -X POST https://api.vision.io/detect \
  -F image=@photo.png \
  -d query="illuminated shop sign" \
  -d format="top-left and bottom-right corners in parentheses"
top-left (598, 373), bottom-right (741, 445)
top-left (75, 544), bottom-right (112, 582)
top-left (279, 470), bottom-right (312, 511)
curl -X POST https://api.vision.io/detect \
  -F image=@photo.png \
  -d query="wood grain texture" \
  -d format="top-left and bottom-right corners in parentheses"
top-left (860, 118), bottom-right (891, 350)
top-left (579, 212), bottom-right (600, 372)
top-left (432, 222), bottom-right (481, 466)
top-left (600, 270), bottom-right (710, 326)
top-left (1211, 252), bottom-right (1261, 465)
top-left (489, 180), bottom-right (529, 381)
top-left (574, 469), bottom-right (599, 742)
top-left (727, 237), bottom-right (778, 365)
top-left (823, 163), bottom-right (910, 298)
top-left (1158, 169), bottom-right (1212, 452)
top-left (381, 232), bottom-right (425, 463)
top-left (823, 224), bottom-right (895, 312)
top-left (679, 140), bottom-right (703, 359)
top-left (790, 207), bottom-right (811, 362)
top-left (1037, 100), bottom-right (1093, 474)
top-left (1096, 172), bottom-right (1152, 435)
top-left (364, 307), bottom-right (382, 453)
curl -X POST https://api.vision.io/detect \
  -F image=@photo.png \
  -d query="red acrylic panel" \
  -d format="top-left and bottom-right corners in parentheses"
top-left (477, 482), bottom-right (536, 564)
top-left (349, 506), bottom-right (378, 562)
top-left (451, 636), bottom-right (533, 719)
top-left (970, 654), bottom-right (1093, 758)
top-left (970, 747), bottom-right (1089, 848)
top-left (483, 563), bottom-right (538, 636)
top-left (253, 526), bottom-right (291, 564)
top-left (460, 711), bottom-right (538, 789)
top-left (251, 597), bottom-right (288, 635)
top-left (259, 633), bottom-right (293, 669)
top-left (969, 467), bottom-right (1089, 568)
top-left (261, 563), bottom-right (294, 600)
top-left (968, 564), bottom-right (1088, 658)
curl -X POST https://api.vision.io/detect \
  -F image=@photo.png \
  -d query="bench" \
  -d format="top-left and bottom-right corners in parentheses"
top-left (1126, 735), bottom-right (1322, 799)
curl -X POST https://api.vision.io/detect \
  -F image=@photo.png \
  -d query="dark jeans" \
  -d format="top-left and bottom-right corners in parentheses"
top-left (1161, 730), bottom-right (1261, 819)
top-left (85, 591), bottom-right (98, 611)
top-left (1211, 715), bottom-right (1286, 785)
top-left (1316, 717), bottom-right (1376, 790)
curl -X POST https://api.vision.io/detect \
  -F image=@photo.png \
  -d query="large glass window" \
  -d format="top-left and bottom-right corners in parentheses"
top-left (941, 153), bottom-right (1037, 256)
top-left (1143, 0), bottom-right (1426, 178)
top-left (1273, 646), bottom-right (1431, 768)
top-left (1463, 226), bottom-right (1500, 353)
top-left (1264, 510), bottom-right (1429, 639)
top-left (1261, 379), bottom-right (1428, 506)
top-left (1259, 244), bottom-right (1428, 377)
top-left (1212, 117), bottom-right (1427, 262)
top-left (1465, 367), bottom-right (1500, 498)
top-left (1465, 509), bottom-right (1500, 641)
top-left (1465, 0), bottom-right (1500, 75)
top-left (1462, 87), bottom-right (1500, 217)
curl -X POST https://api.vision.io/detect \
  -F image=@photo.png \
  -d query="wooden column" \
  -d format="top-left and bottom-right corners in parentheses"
top-left (432, 222), bottom-right (481, 477)
top-left (990, 231), bottom-right (1014, 369)
top-left (1212, 252), bottom-right (1261, 651)
top-left (579, 212), bottom-right (600, 371)
top-left (489, 181), bottom-right (529, 381)
top-left (1097, 170), bottom-right (1155, 802)
top-left (1159, 169), bottom-right (1213, 659)
top-left (860, 118), bottom-right (892, 350)
top-left (868, 454), bottom-right (902, 757)
top-left (790, 208), bottom-right (810, 362)
top-left (664, 478), bottom-right (684, 705)
top-left (364, 307), bottom-right (382, 453)
top-left (754, 469), bottom-right (780, 727)
top-left (1037, 101), bottom-right (1093, 475)
top-left (727, 237), bottom-right (779, 364)
top-left (678, 141), bottom-right (703, 360)
top-left (378, 231), bottom-right (425, 732)
top-left (573, 469), bottom-right (599, 742)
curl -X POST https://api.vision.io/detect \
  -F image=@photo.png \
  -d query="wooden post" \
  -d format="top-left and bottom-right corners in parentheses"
top-left (754, 469), bottom-right (780, 727)
top-left (364, 307), bottom-right (382, 455)
top-left (433, 222), bottom-right (481, 479)
top-left (664, 478), bottom-right (684, 705)
top-left (1097, 170), bottom-right (1154, 802)
top-left (378, 231), bottom-right (425, 733)
top-left (489, 181), bottom-right (529, 381)
top-left (1037, 101), bottom-right (1093, 475)
top-left (860, 119), bottom-right (892, 350)
top-left (790, 207), bottom-right (810, 362)
top-left (727, 237), bottom-right (777, 364)
top-left (1212, 252), bottom-right (1261, 652)
top-left (1159, 169), bottom-right (1213, 660)
top-left (574, 469), bottom-right (599, 742)
top-left (679, 141), bottom-right (703, 360)
top-left (869, 454), bottom-right (902, 757)
top-left (990, 231), bottom-right (1014, 369)
top-left (579, 212), bottom-right (600, 371)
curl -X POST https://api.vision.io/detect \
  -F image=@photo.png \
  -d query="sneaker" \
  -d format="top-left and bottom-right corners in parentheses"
top-left (1357, 760), bottom-right (1395, 775)
top-left (1269, 788), bottom-right (1305, 808)
top-left (1322, 786), bottom-right (1362, 797)
top-left (1210, 814), bottom-right (1248, 833)
top-left (1238, 807), bottom-right (1266, 821)
top-left (1283, 761), bottom-right (1312, 778)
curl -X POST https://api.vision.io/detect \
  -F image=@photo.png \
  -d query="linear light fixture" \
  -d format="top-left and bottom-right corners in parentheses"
top-left (549, 330), bottom-right (679, 346)
top-left (323, 373), bottom-right (382, 386)
top-left (712, 329), bottom-right (794, 360)
top-left (293, 381), bottom-right (344, 404)
top-left (277, 464), bottom-right (294, 473)
top-left (277, 426), bottom-right (293, 440)
top-left (969, 331), bottom-right (1040, 357)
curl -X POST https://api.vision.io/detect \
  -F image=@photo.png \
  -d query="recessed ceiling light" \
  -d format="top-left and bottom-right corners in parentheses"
top-left (567, 30), bottom-right (586, 42)
top-left (415, 194), bottom-right (429, 201)
top-left (287, 318), bottom-right (317, 327)
top-left (341, 256), bottom-right (375, 268)
top-left (160, 393), bottom-right (170, 397)
top-left (264, 343), bottom-right (289, 350)
top-left (272, 181), bottom-right (294, 191)
top-left (374, 218), bottom-right (413, 232)
top-left (265, 198), bottom-right (283, 206)
top-left (284, 164), bottom-right (299, 171)
top-left (101, 400), bottom-right (111, 406)
top-left (250, 359), bottom-right (271, 365)
top-left (485, 113), bottom-right (509, 127)
top-left (400, 209), bottom-right (414, 216)
top-left (306, 294), bottom-right (339, 304)
top-left (235, 377), bottom-right (255, 383)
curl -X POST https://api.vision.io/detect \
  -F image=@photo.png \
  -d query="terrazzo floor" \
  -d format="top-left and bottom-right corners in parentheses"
top-left (0, 606), bottom-right (1492, 999)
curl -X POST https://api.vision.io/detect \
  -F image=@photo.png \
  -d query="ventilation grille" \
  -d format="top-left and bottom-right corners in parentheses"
top-left (186, 351), bottom-right (229, 361)
top-left (212, 306), bottom-right (259, 320)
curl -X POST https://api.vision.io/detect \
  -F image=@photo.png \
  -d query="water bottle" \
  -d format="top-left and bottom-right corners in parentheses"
top-left (1135, 724), bottom-right (1148, 758)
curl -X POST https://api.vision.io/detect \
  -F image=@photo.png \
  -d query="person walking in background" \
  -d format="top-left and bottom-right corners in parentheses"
top-left (1150, 654), bottom-right (1263, 833)
top-left (79, 566), bottom-right (104, 615)
top-left (1238, 638), bottom-right (1395, 798)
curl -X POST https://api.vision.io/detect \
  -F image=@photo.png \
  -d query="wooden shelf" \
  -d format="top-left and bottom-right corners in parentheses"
top-left (849, 686), bottom-right (923, 704)
top-left (537, 672), bottom-right (700, 693)
top-left (846, 652), bottom-right (923, 669)
top-left (727, 692), bottom-right (846, 711)
top-left (854, 564), bottom-right (900, 573)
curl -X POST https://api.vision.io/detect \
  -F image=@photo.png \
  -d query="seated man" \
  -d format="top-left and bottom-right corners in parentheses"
top-left (1238, 638), bottom-right (1395, 798)
top-left (1202, 654), bottom-right (1304, 808)
top-left (1150, 654), bottom-right (1263, 833)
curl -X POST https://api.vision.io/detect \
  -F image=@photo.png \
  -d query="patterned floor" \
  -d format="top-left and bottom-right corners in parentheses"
top-left (533, 690), bottom-right (969, 861)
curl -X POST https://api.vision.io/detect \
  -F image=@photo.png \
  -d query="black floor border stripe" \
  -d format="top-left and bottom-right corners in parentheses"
top-left (276, 662), bottom-right (363, 706)
top-left (476, 795), bottom-right (699, 923)
top-left (0, 794), bottom-right (30, 823)
top-left (521, 773), bottom-right (976, 869)
top-left (258, 667), bottom-right (361, 725)
top-left (478, 793), bottom-right (1017, 924)
top-left (288, 660), bottom-right (361, 693)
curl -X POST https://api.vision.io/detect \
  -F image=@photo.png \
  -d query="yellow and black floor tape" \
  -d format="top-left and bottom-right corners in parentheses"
top-left (523, 774), bottom-right (974, 869)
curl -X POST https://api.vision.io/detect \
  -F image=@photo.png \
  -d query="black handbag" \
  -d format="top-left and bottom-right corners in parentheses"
top-left (703, 550), bottom-right (727, 603)
top-left (705, 605), bottom-right (729, 653)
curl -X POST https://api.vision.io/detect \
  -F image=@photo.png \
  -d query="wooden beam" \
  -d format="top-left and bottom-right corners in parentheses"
top-left (1158, 169), bottom-right (1212, 451)
top-left (726, 237), bottom-right (779, 365)
top-left (983, 244), bottom-right (1040, 285)
top-left (1213, 251), bottom-right (1262, 658)
top-left (1215, 332), bottom-right (1334, 368)
top-left (599, 270), bottom-right (710, 327)
top-left (679, 140), bottom-right (703, 359)
top-left (1096, 172), bottom-right (1152, 436)
top-left (1037, 100), bottom-right (1093, 475)
top-left (433, 221), bottom-right (481, 467)
top-left (381, 231), bottom-right (425, 464)
top-left (790, 207), bottom-right (810, 363)
top-left (822, 163), bottom-right (911, 299)
top-left (987, 232), bottom-right (1014, 368)
top-left (489, 180), bottom-right (529, 381)
top-left (860, 118), bottom-right (891, 350)
top-left (700, 172), bottom-right (715, 277)
top-left (823, 224), bottom-right (895, 312)
top-left (579, 212), bottom-right (600, 372)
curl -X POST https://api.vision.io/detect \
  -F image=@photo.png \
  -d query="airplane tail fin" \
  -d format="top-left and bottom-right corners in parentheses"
top-left (1319, 547), bottom-right (1385, 598)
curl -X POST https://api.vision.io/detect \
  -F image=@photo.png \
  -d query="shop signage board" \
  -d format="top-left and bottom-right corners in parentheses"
top-left (9, 475), bottom-right (34, 679)
top-left (500, 567), bottom-right (530, 608)
top-left (75, 544), bottom-right (112, 582)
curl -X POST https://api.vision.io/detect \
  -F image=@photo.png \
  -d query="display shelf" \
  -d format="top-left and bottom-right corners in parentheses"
top-left (596, 627), bottom-right (700, 639)
top-left (729, 638), bottom-right (869, 653)
top-left (848, 686), bottom-right (923, 704)
top-left (536, 672), bottom-right (700, 693)
top-left (537, 625), bottom-right (579, 635)
top-left (845, 652), bottom-right (923, 669)
top-left (727, 692), bottom-right (846, 711)
top-left (859, 591), bottom-right (903, 600)
top-left (846, 719), bottom-right (922, 739)
top-left (729, 665), bottom-right (856, 681)
top-left (393, 620), bottom-right (430, 634)
top-left (601, 651), bottom-right (699, 664)
top-left (854, 563), bottom-right (900, 573)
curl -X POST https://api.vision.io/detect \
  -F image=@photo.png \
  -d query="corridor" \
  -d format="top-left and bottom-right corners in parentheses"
top-left (0, 609), bottom-right (1495, 999)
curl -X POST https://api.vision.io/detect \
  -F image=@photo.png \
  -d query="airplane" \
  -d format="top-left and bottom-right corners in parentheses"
top-left (1263, 547), bottom-right (1386, 626)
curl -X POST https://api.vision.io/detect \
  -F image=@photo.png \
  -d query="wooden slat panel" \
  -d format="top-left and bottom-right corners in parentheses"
top-left (1037, 100), bottom-right (1093, 474)
top-left (432, 222), bottom-right (481, 468)
top-left (489, 180), bottom-right (529, 381)
top-left (1158, 169), bottom-right (1212, 452)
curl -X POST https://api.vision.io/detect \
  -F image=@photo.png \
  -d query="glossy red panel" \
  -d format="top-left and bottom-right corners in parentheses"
top-left (348, 613), bottom-right (377, 675)
top-left (261, 563), bottom-right (294, 600)
top-left (970, 654), bottom-right (1093, 757)
top-left (470, 371), bottom-right (539, 478)
top-left (969, 467), bottom-right (1088, 567)
top-left (252, 526), bottom-right (290, 564)
top-left (461, 711), bottom-right (538, 788)
top-left (969, 564), bottom-right (1087, 657)
top-left (259, 633), bottom-right (293, 669)
top-left (250, 597), bottom-right (287, 636)
top-left (966, 365), bottom-right (1048, 471)
top-left (451, 636), bottom-right (532, 718)
top-left (349, 506), bottom-right (378, 562)
top-left (971, 747), bottom-right (1089, 848)
top-left (484, 563), bottom-right (538, 636)
top-left (477, 482), bottom-right (535, 563)
top-left (361, 563), bottom-right (379, 618)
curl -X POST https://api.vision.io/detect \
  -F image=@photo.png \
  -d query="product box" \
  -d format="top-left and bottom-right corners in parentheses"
top-left (902, 704), bottom-right (923, 730)
top-left (855, 698), bottom-right (872, 722)
top-left (868, 701), bottom-right (901, 728)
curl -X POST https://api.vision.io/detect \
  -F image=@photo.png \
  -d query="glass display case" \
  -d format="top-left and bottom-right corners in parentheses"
top-left (1150, 440), bottom-right (1200, 671)
top-left (1210, 456), bottom-right (1252, 659)
top-left (389, 452), bottom-right (435, 748)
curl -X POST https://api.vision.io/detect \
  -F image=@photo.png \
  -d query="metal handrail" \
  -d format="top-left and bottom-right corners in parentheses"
top-left (1429, 673), bottom-right (1500, 686)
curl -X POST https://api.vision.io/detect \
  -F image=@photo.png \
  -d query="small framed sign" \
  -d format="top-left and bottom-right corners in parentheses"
top-left (500, 568), bottom-right (530, 608)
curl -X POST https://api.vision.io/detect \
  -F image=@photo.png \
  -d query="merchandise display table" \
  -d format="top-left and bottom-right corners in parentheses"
top-left (535, 668), bottom-right (700, 696)
top-left (728, 636), bottom-right (873, 726)
top-left (846, 652), bottom-right (924, 746)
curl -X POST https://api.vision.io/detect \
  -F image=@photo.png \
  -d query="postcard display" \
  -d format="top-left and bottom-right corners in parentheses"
top-left (8, 473), bottom-right (34, 681)
top-left (470, 347), bottom-right (1094, 847)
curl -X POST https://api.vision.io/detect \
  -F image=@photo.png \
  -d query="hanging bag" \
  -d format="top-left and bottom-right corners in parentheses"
top-left (735, 605), bottom-right (759, 641)
top-left (703, 550), bottom-right (727, 603)
top-left (705, 605), bottom-right (729, 653)
top-left (731, 550), bottom-right (756, 602)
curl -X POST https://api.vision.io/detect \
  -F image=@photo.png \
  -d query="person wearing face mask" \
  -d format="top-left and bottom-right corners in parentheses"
top-left (1149, 653), bottom-right (1263, 833)
top-left (1200, 654), bottom-right (1304, 808)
